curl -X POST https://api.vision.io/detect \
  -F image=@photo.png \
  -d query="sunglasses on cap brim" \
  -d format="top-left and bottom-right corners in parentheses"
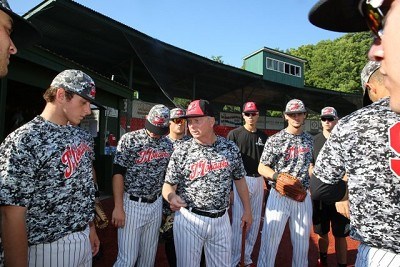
top-left (359, 0), bottom-right (392, 39)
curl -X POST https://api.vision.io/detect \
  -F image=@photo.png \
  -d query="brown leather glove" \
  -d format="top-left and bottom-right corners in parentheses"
top-left (275, 173), bottom-right (307, 202)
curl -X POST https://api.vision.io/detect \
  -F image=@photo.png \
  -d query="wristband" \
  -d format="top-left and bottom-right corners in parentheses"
top-left (272, 172), bottom-right (279, 181)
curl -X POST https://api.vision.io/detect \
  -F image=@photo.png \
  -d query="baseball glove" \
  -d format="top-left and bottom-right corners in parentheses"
top-left (94, 199), bottom-right (109, 229)
top-left (275, 173), bottom-right (307, 202)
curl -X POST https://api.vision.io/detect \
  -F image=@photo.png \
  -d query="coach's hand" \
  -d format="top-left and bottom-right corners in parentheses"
top-left (112, 207), bottom-right (126, 228)
top-left (168, 193), bottom-right (187, 211)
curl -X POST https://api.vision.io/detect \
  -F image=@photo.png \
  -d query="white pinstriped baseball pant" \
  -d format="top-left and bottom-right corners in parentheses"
top-left (231, 175), bottom-right (264, 266)
top-left (28, 225), bottom-right (91, 267)
top-left (355, 243), bottom-right (400, 267)
top-left (257, 188), bottom-right (312, 267)
top-left (114, 193), bottom-right (162, 267)
top-left (174, 207), bottom-right (231, 267)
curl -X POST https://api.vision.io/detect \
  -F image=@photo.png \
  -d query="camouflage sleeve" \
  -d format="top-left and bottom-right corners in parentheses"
top-left (113, 133), bottom-right (132, 168)
top-left (231, 143), bottom-right (246, 180)
top-left (0, 134), bottom-right (36, 207)
top-left (313, 123), bottom-right (347, 184)
top-left (164, 149), bottom-right (181, 185)
top-left (259, 136), bottom-right (277, 167)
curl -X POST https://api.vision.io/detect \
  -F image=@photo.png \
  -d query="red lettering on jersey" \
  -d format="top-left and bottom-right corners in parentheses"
top-left (389, 122), bottom-right (400, 177)
top-left (189, 159), bottom-right (230, 180)
top-left (61, 143), bottom-right (91, 178)
top-left (284, 146), bottom-right (310, 161)
top-left (135, 148), bottom-right (170, 164)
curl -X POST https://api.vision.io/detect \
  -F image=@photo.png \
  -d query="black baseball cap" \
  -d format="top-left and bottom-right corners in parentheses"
top-left (0, 0), bottom-right (41, 48)
top-left (309, 0), bottom-right (369, 33)
top-left (184, 99), bottom-right (215, 118)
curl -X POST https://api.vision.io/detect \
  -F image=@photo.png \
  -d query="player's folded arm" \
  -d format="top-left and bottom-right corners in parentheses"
top-left (310, 174), bottom-right (346, 204)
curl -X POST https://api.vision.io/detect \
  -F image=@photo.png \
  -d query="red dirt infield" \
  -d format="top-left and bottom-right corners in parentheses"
top-left (93, 194), bottom-right (359, 267)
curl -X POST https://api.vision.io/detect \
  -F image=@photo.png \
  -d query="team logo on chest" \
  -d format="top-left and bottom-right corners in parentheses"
top-left (189, 159), bottom-right (230, 180)
top-left (135, 148), bottom-right (170, 164)
top-left (61, 143), bottom-right (91, 178)
top-left (284, 146), bottom-right (310, 161)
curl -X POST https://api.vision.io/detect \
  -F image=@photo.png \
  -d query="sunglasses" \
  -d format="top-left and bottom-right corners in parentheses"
top-left (171, 118), bottom-right (185, 124)
top-left (360, 0), bottom-right (392, 39)
top-left (243, 112), bottom-right (259, 117)
top-left (321, 117), bottom-right (335, 122)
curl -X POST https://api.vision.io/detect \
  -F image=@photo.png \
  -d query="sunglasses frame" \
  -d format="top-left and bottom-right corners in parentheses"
top-left (360, 0), bottom-right (390, 39)
top-left (321, 117), bottom-right (335, 122)
top-left (171, 118), bottom-right (185, 124)
top-left (243, 112), bottom-right (259, 117)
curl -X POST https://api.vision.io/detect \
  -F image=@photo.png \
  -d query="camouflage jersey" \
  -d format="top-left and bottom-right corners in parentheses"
top-left (165, 136), bottom-right (246, 212)
top-left (162, 135), bottom-right (192, 217)
top-left (260, 129), bottom-right (313, 189)
top-left (0, 116), bottom-right (96, 245)
top-left (114, 128), bottom-right (173, 198)
top-left (313, 97), bottom-right (400, 253)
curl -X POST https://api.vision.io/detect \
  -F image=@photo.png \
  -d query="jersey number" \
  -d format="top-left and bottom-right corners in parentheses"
top-left (389, 122), bottom-right (400, 177)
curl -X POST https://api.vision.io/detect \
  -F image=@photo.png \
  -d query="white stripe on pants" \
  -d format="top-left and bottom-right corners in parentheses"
top-left (114, 193), bottom-right (162, 267)
top-left (257, 188), bottom-right (312, 267)
top-left (28, 225), bottom-right (91, 267)
top-left (231, 175), bottom-right (264, 266)
top-left (355, 243), bottom-right (400, 267)
top-left (174, 207), bottom-right (232, 267)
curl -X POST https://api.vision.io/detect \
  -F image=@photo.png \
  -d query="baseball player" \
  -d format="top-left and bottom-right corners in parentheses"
top-left (112, 104), bottom-right (173, 267)
top-left (309, 0), bottom-right (400, 266)
top-left (0, 0), bottom-right (40, 77)
top-left (162, 99), bottom-right (252, 267)
top-left (310, 107), bottom-right (349, 267)
top-left (161, 107), bottom-right (194, 267)
top-left (361, 60), bottom-right (390, 106)
top-left (257, 99), bottom-right (313, 267)
top-left (0, 69), bottom-right (101, 266)
top-left (227, 101), bottom-right (268, 267)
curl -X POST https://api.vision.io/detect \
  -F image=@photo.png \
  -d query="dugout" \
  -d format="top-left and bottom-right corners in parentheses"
top-left (0, 0), bottom-right (361, 193)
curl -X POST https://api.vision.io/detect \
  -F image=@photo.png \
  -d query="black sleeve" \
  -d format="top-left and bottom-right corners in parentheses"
top-left (310, 174), bottom-right (346, 204)
top-left (112, 163), bottom-right (127, 177)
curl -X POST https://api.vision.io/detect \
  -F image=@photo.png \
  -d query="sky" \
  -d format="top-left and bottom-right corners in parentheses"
top-left (11, 0), bottom-right (344, 68)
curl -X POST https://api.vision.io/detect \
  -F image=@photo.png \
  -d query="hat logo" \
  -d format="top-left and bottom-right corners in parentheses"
top-left (187, 102), bottom-right (198, 112)
top-left (152, 117), bottom-right (165, 126)
top-left (176, 110), bottom-right (184, 116)
top-left (90, 84), bottom-right (96, 98)
top-left (289, 103), bottom-right (300, 111)
top-left (323, 107), bottom-right (333, 115)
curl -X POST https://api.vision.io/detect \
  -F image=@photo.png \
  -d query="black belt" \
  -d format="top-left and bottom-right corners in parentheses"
top-left (72, 224), bottom-right (86, 233)
top-left (247, 173), bottom-right (261, 177)
top-left (190, 208), bottom-right (226, 218)
top-left (129, 194), bottom-right (160, 203)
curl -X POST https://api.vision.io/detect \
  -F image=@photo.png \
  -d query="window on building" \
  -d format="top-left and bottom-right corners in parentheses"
top-left (266, 57), bottom-right (302, 77)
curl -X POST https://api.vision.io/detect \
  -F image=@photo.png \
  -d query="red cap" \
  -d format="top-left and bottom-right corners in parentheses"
top-left (243, 102), bottom-right (259, 113)
top-left (184, 100), bottom-right (214, 118)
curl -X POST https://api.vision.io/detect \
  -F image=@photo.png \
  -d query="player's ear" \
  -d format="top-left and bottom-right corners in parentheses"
top-left (56, 88), bottom-right (66, 101)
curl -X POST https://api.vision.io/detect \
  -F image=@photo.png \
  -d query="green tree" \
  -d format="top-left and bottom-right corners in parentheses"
top-left (210, 55), bottom-right (224, 63)
top-left (287, 32), bottom-right (371, 94)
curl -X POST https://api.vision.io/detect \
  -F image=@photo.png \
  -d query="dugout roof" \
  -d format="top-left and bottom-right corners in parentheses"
top-left (24, 0), bottom-right (360, 116)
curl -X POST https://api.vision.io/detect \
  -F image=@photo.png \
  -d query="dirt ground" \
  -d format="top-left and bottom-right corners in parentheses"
top-left (93, 194), bottom-right (359, 267)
